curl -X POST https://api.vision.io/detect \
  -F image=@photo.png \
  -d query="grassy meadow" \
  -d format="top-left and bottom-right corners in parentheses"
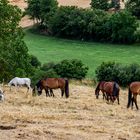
top-left (24, 29), bottom-right (140, 78)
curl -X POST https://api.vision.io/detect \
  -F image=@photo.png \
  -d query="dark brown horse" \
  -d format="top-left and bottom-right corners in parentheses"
top-left (95, 81), bottom-right (120, 104)
top-left (35, 78), bottom-right (69, 98)
top-left (127, 82), bottom-right (140, 110)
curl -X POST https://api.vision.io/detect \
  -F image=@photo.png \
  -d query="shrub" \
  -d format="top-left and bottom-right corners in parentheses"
top-left (106, 10), bottom-right (138, 43)
top-left (30, 55), bottom-right (41, 68)
top-left (95, 62), bottom-right (140, 87)
top-left (54, 59), bottom-right (88, 80)
top-left (40, 62), bottom-right (56, 71)
top-left (49, 6), bottom-right (110, 41)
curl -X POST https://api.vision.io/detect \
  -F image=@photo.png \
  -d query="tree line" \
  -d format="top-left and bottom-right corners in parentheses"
top-left (25, 0), bottom-right (140, 44)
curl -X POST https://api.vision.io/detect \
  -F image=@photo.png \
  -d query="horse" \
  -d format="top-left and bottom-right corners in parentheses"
top-left (127, 82), bottom-right (140, 110)
top-left (95, 81), bottom-right (120, 104)
top-left (0, 89), bottom-right (4, 101)
top-left (35, 78), bottom-right (69, 98)
top-left (8, 77), bottom-right (31, 93)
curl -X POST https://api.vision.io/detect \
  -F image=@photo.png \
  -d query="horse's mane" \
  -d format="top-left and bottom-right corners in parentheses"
top-left (95, 82), bottom-right (101, 92)
top-left (95, 81), bottom-right (106, 91)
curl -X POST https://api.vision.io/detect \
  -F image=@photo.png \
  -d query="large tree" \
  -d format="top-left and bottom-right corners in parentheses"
top-left (26, 0), bottom-right (58, 26)
top-left (0, 0), bottom-right (33, 81)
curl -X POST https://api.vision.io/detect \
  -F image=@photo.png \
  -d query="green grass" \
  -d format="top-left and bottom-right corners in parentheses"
top-left (24, 29), bottom-right (140, 78)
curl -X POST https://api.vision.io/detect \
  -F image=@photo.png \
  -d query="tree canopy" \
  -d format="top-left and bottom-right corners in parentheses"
top-left (25, 0), bottom-right (58, 26)
top-left (0, 0), bottom-right (33, 81)
top-left (126, 0), bottom-right (140, 19)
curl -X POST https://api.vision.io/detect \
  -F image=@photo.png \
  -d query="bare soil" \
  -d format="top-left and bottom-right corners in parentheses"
top-left (0, 84), bottom-right (140, 140)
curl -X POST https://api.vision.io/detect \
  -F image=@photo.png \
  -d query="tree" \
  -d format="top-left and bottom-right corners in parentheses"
top-left (0, 0), bottom-right (33, 81)
top-left (90, 0), bottom-right (109, 11)
top-left (26, 0), bottom-right (58, 26)
top-left (110, 0), bottom-right (120, 10)
top-left (126, 0), bottom-right (140, 19)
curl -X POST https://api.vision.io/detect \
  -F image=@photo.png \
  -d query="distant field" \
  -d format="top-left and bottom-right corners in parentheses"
top-left (24, 30), bottom-right (140, 78)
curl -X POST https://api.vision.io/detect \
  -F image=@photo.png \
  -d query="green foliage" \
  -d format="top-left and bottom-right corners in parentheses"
top-left (90, 0), bottom-right (109, 11)
top-left (109, 0), bottom-right (120, 10)
top-left (26, 0), bottom-right (58, 26)
top-left (25, 0), bottom-right (41, 22)
top-left (126, 0), bottom-right (140, 19)
top-left (95, 62), bottom-right (140, 87)
top-left (48, 6), bottom-right (138, 43)
top-left (49, 6), bottom-right (109, 41)
top-left (54, 59), bottom-right (88, 80)
top-left (40, 62), bottom-right (56, 71)
top-left (0, 0), bottom-right (33, 81)
top-left (30, 55), bottom-right (41, 68)
top-left (106, 10), bottom-right (138, 43)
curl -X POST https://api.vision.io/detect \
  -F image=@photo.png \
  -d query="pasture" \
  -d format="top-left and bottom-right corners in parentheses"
top-left (0, 85), bottom-right (140, 140)
top-left (24, 30), bottom-right (140, 78)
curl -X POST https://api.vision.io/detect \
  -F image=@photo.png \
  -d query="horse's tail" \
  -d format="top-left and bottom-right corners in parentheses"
top-left (113, 82), bottom-right (119, 97)
top-left (127, 87), bottom-right (132, 108)
top-left (65, 79), bottom-right (69, 98)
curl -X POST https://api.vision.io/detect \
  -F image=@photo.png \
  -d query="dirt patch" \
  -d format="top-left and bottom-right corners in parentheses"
top-left (0, 85), bottom-right (140, 139)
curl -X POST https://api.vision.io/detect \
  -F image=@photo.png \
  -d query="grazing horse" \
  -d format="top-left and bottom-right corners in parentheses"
top-left (8, 77), bottom-right (31, 93)
top-left (127, 82), bottom-right (140, 110)
top-left (35, 78), bottom-right (69, 98)
top-left (95, 81), bottom-right (120, 104)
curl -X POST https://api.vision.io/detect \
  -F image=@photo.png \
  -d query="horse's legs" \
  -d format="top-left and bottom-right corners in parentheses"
top-left (117, 95), bottom-right (120, 105)
top-left (134, 95), bottom-right (139, 110)
top-left (131, 97), bottom-right (134, 109)
top-left (61, 89), bottom-right (64, 97)
top-left (45, 88), bottom-right (50, 97)
top-left (10, 85), bottom-right (12, 91)
top-left (103, 92), bottom-right (106, 100)
top-left (50, 89), bottom-right (54, 97)
top-left (26, 84), bottom-right (31, 93)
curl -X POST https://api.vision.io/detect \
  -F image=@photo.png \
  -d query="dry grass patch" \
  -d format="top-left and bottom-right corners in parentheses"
top-left (0, 84), bottom-right (140, 139)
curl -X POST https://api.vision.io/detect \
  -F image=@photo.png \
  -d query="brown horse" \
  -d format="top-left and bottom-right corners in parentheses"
top-left (95, 81), bottom-right (120, 104)
top-left (127, 82), bottom-right (140, 110)
top-left (35, 78), bottom-right (69, 98)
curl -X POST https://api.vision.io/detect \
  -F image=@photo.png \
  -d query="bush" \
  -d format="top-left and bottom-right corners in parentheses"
top-left (95, 62), bottom-right (140, 87)
top-left (49, 6), bottom-right (109, 41)
top-left (49, 6), bottom-right (139, 43)
top-left (106, 10), bottom-right (138, 43)
top-left (40, 62), bottom-right (56, 71)
top-left (30, 55), bottom-right (41, 68)
top-left (54, 59), bottom-right (88, 80)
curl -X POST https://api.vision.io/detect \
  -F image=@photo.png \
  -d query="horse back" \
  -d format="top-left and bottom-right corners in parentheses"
top-left (103, 82), bottom-right (115, 93)
top-left (44, 78), bottom-right (65, 89)
top-left (130, 82), bottom-right (140, 94)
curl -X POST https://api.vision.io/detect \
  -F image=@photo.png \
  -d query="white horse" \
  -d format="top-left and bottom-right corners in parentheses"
top-left (8, 77), bottom-right (31, 93)
top-left (0, 89), bottom-right (4, 101)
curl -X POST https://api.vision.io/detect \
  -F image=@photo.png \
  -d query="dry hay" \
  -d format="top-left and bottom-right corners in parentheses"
top-left (0, 84), bottom-right (140, 140)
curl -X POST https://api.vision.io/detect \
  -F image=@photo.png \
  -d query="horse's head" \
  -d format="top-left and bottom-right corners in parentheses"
top-left (95, 88), bottom-right (100, 99)
top-left (36, 80), bottom-right (43, 95)
top-left (95, 82), bottom-right (103, 99)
